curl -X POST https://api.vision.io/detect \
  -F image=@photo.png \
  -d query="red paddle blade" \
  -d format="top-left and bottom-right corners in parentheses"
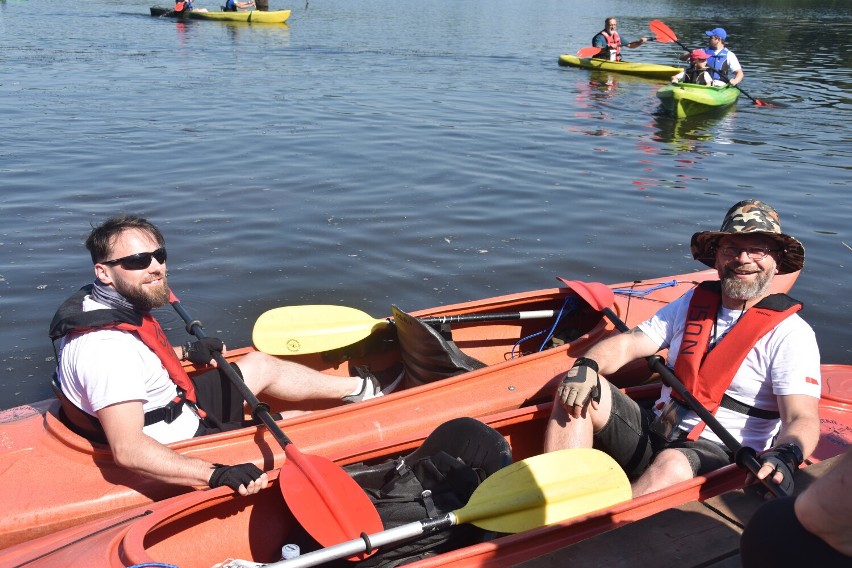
top-left (281, 447), bottom-right (383, 559)
top-left (556, 278), bottom-right (615, 311)
top-left (576, 46), bottom-right (601, 58)
top-left (649, 19), bottom-right (677, 43)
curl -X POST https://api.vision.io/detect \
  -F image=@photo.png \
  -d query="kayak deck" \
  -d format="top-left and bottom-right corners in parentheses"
top-left (656, 82), bottom-right (739, 118)
top-left (558, 54), bottom-right (681, 79)
top-left (149, 6), bottom-right (291, 23)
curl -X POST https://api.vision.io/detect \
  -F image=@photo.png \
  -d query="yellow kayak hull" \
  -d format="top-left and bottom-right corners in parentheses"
top-left (149, 6), bottom-right (291, 23)
top-left (558, 54), bottom-right (681, 79)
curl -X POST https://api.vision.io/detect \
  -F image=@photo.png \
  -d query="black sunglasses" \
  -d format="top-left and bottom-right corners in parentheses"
top-left (101, 247), bottom-right (167, 270)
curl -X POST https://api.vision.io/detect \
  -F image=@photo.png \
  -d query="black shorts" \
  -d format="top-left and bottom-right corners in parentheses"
top-left (593, 382), bottom-right (733, 479)
top-left (191, 363), bottom-right (253, 436)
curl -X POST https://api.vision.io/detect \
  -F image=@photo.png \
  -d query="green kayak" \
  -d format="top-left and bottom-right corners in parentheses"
top-left (558, 54), bottom-right (681, 79)
top-left (149, 6), bottom-right (291, 23)
top-left (656, 83), bottom-right (740, 118)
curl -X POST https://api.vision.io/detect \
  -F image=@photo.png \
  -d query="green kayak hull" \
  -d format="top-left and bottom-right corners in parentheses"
top-left (656, 83), bottom-right (740, 118)
top-left (558, 54), bottom-right (681, 79)
top-left (150, 6), bottom-right (291, 23)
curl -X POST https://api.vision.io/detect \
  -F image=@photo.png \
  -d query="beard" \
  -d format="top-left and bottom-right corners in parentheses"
top-left (720, 267), bottom-right (773, 301)
top-left (115, 272), bottom-right (170, 311)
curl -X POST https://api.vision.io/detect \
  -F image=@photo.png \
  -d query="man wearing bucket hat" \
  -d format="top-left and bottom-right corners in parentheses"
top-left (680, 26), bottom-right (744, 86)
top-left (545, 200), bottom-right (820, 498)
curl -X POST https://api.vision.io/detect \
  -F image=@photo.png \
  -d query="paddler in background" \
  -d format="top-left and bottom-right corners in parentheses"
top-left (671, 50), bottom-right (716, 86)
top-left (679, 27), bottom-right (744, 87)
top-left (174, 0), bottom-right (208, 13)
top-left (223, 0), bottom-right (256, 11)
top-left (592, 17), bottom-right (649, 61)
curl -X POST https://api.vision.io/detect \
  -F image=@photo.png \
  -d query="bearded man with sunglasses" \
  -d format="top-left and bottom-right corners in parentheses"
top-left (544, 200), bottom-right (820, 499)
top-left (50, 215), bottom-right (383, 496)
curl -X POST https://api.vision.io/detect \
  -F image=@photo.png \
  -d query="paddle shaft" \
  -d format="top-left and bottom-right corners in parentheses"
top-left (169, 293), bottom-right (376, 541)
top-left (268, 514), bottom-right (456, 567)
top-left (170, 296), bottom-right (292, 447)
top-left (416, 309), bottom-right (556, 326)
top-left (601, 306), bottom-right (788, 498)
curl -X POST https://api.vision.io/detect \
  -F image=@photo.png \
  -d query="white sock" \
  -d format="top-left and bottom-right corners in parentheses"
top-left (347, 378), bottom-right (368, 397)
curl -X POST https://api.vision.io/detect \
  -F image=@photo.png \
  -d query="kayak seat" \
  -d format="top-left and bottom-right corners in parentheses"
top-left (404, 416), bottom-right (513, 476)
top-left (391, 305), bottom-right (486, 389)
top-left (50, 373), bottom-right (108, 444)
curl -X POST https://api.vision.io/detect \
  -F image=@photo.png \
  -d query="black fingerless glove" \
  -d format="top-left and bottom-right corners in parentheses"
top-left (182, 337), bottom-right (224, 366)
top-left (208, 463), bottom-right (264, 491)
top-left (759, 443), bottom-right (804, 496)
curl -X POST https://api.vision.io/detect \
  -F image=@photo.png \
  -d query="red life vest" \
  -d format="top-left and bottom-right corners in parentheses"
top-left (50, 286), bottom-right (201, 409)
top-left (601, 31), bottom-right (622, 59)
top-left (109, 314), bottom-right (199, 404)
top-left (672, 281), bottom-right (802, 439)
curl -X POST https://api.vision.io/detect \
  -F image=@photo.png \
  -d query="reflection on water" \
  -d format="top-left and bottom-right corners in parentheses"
top-left (651, 109), bottom-right (737, 147)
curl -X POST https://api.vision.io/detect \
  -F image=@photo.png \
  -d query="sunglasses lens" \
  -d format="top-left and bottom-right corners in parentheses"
top-left (123, 254), bottom-right (153, 270)
top-left (114, 248), bottom-right (167, 270)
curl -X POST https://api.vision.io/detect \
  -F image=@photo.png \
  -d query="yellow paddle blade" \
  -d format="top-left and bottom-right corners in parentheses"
top-left (252, 305), bottom-right (388, 355)
top-left (457, 448), bottom-right (631, 534)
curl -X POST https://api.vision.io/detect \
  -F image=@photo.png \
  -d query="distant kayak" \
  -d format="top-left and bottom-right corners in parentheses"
top-left (149, 6), bottom-right (291, 23)
top-left (558, 54), bottom-right (681, 79)
top-left (656, 82), bottom-right (740, 118)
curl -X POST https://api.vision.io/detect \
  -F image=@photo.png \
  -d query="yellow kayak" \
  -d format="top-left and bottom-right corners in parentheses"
top-left (558, 54), bottom-right (681, 79)
top-left (149, 6), bottom-right (291, 23)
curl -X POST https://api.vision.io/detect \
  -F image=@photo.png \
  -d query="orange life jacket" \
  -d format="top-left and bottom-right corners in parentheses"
top-left (672, 281), bottom-right (802, 439)
top-left (50, 286), bottom-right (202, 415)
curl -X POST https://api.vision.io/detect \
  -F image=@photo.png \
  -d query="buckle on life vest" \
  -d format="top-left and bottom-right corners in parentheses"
top-left (143, 395), bottom-right (185, 426)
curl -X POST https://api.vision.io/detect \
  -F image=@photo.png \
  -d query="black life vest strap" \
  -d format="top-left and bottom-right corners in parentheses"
top-left (51, 374), bottom-right (188, 442)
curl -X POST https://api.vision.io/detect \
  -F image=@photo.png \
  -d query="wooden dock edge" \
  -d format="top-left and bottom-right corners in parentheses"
top-left (518, 456), bottom-right (840, 568)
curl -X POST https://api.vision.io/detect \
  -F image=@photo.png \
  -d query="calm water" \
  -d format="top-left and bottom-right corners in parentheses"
top-left (1, 0), bottom-right (850, 407)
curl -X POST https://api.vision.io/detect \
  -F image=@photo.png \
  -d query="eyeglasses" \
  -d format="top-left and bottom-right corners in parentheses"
top-left (101, 247), bottom-right (167, 270)
top-left (717, 245), bottom-right (778, 261)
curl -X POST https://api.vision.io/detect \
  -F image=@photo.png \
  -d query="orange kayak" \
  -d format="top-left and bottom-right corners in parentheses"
top-left (3, 365), bottom-right (850, 568)
top-left (0, 269), bottom-right (798, 550)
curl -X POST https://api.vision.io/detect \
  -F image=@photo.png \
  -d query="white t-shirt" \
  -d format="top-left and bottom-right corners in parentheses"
top-left (638, 289), bottom-right (821, 451)
top-left (57, 296), bottom-right (200, 443)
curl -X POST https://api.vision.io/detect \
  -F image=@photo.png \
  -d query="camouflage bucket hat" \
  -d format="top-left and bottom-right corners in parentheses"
top-left (690, 199), bottom-right (804, 274)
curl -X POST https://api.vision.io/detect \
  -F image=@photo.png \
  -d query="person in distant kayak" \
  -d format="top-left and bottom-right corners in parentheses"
top-left (544, 199), bottom-right (820, 499)
top-left (50, 215), bottom-right (384, 496)
top-left (174, 0), bottom-right (208, 12)
top-left (670, 49), bottom-right (716, 86)
top-left (223, 0), bottom-right (256, 11)
top-left (679, 27), bottom-right (744, 86)
top-left (740, 448), bottom-right (852, 566)
top-left (591, 17), bottom-right (648, 61)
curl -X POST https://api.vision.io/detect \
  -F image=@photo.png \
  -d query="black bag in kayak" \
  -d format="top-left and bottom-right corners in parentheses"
top-left (291, 417), bottom-right (512, 567)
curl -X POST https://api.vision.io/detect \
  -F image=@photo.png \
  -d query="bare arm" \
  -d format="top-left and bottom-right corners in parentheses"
top-left (795, 449), bottom-right (852, 556)
top-left (728, 68), bottom-right (744, 86)
top-left (97, 401), bottom-right (215, 487)
top-left (582, 327), bottom-right (662, 376)
top-left (755, 393), bottom-right (821, 487)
